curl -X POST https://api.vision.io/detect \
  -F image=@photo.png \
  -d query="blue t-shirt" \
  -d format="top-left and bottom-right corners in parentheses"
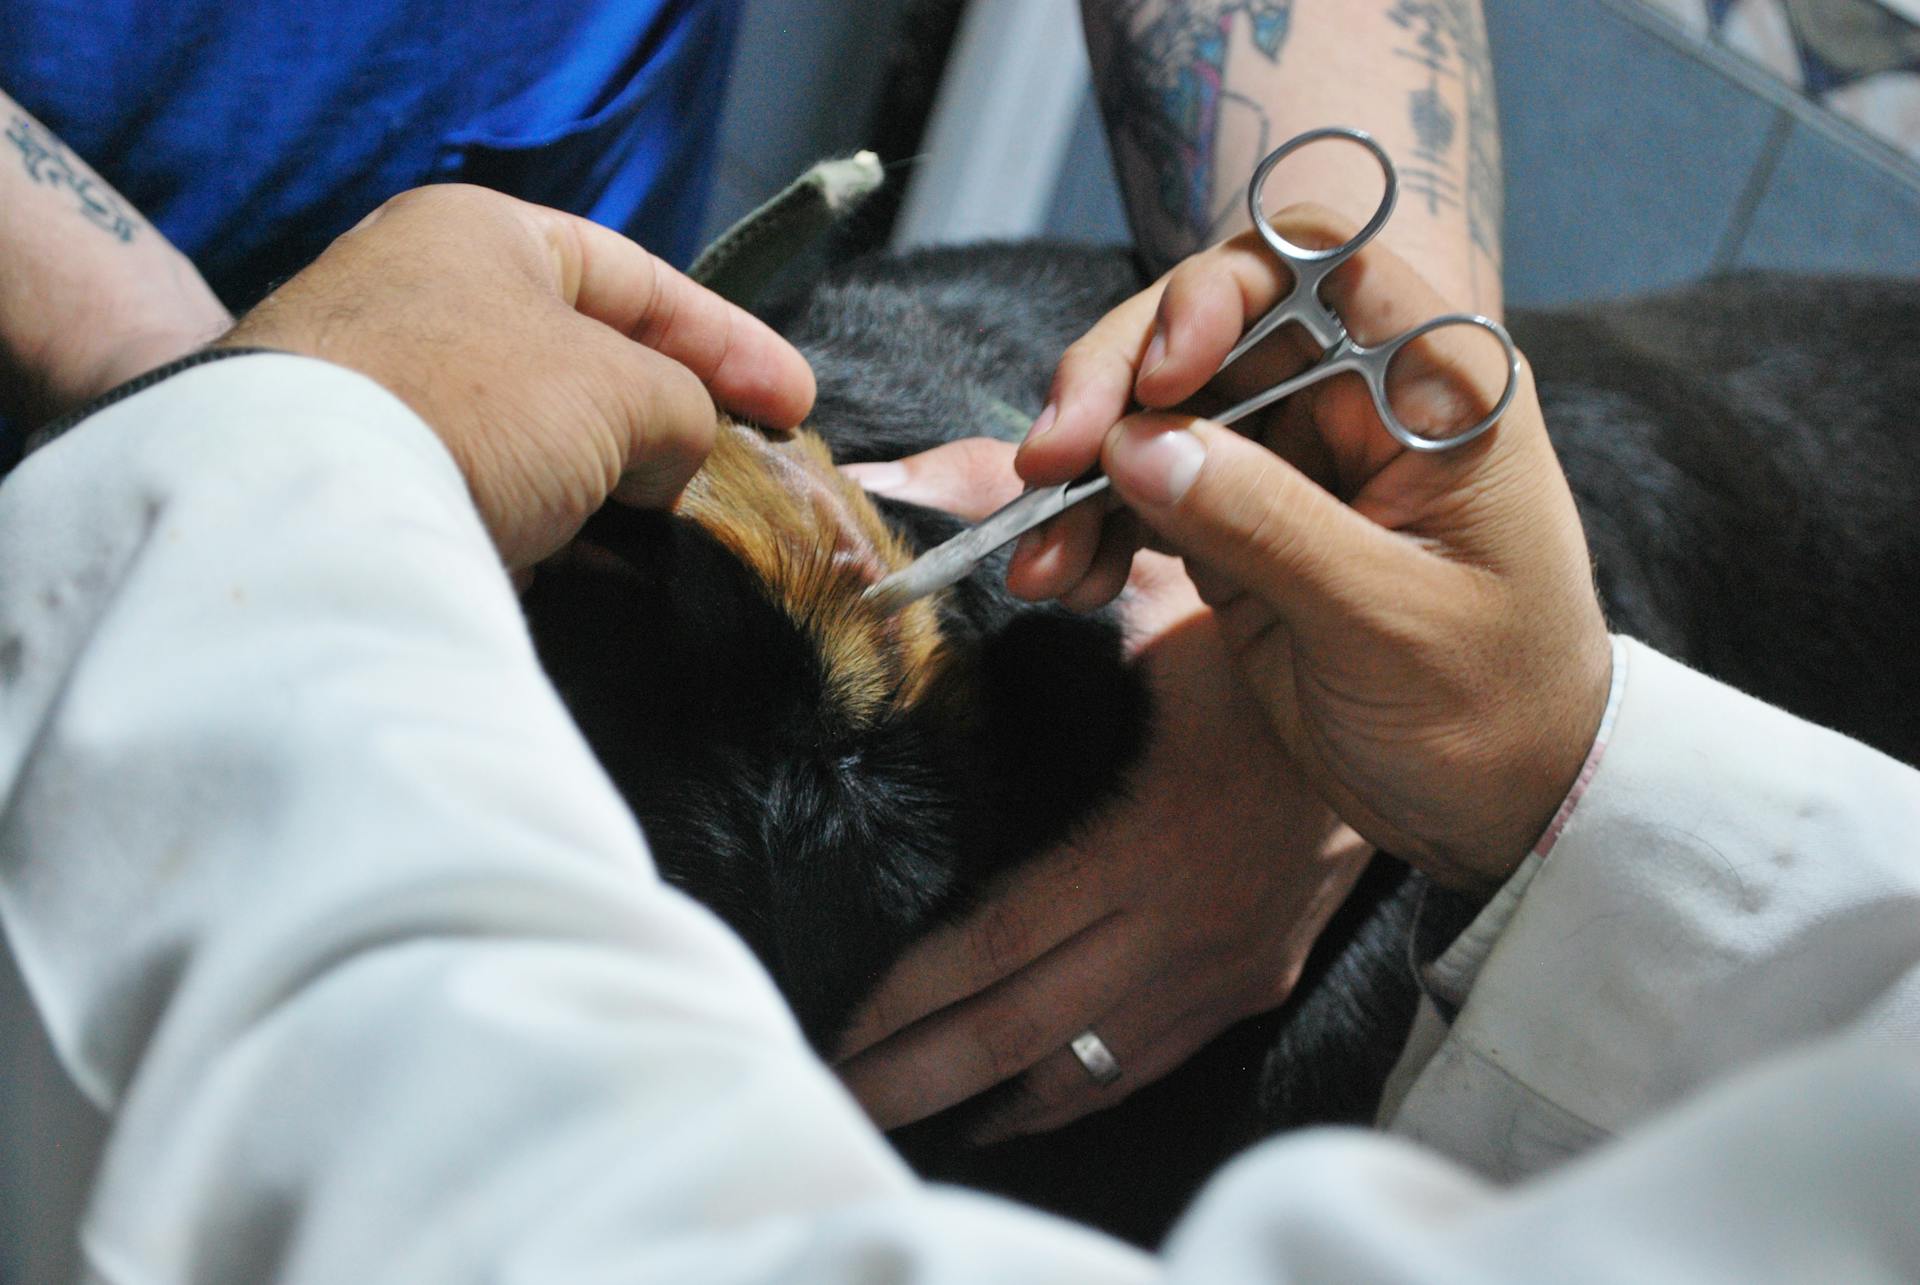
top-left (3, 0), bottom-right (740, 308)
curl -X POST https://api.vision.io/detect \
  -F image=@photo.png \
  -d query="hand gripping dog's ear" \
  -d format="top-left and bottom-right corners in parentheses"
top-left (524, 417), bottom-right (1148, 1048)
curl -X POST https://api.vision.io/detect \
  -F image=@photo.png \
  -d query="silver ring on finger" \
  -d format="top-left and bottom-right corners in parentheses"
top-left (1069, 1028), bottom-right (1122, 1087)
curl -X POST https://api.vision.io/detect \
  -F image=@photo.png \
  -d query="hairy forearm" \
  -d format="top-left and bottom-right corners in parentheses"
top-left (1, 89), bottom-right (229, 421)
top-left (1082, 0), bottom-right (1502, 315)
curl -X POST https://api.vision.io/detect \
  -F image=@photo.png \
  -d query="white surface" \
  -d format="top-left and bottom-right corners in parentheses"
top-left (892, 0), bottom-right (1091, 248)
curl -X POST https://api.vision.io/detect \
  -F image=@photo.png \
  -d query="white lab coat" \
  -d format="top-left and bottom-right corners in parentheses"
top-left (1, 355), bottom-right (1916, 1283)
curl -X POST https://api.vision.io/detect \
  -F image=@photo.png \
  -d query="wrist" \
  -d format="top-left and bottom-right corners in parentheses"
top-left (1458, 626), bottom-right (1618, 888)
top-left (3, 292), bottom-right (233, 423)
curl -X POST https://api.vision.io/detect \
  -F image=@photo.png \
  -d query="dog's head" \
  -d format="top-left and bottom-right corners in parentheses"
top-left (524, 418), bottom-right (1148, 1047)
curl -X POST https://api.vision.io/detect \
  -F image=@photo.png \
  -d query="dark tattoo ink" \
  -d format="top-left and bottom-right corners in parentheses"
top-left (7, 113), bottom-right (137, 242)
top-left (1385, 1), bottom-right (1502, 298)
top-left (1094, 1), bottom-right (1295, 264)
top-left (1408, 85), bottom-right (1458, 164)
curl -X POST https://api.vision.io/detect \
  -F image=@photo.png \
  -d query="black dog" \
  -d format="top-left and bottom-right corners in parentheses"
top-left (523, 245), bottom-right (1920, 1245)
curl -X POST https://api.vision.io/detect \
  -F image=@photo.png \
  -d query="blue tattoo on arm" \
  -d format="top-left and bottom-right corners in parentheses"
top-left (8, 113), bottom-right (137, 242)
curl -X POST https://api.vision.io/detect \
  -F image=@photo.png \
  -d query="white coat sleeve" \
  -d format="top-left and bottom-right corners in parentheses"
top-left (3, 354), bottom-right (1919, 1285)
top-left (1385, 637), bottom-right (1920, 1176)
top-left (0, 356), bottom-right (1152, 1284)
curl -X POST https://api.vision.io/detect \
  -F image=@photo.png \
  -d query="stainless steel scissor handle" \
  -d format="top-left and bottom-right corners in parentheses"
top-left (1225, 126), bottom-right (1521, 453)
top-left (865, 127), bottom-right (1527, 613)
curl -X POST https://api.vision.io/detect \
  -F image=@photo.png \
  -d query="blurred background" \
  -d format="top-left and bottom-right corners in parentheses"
top-left (700, 0), bottom-right (1920, 309)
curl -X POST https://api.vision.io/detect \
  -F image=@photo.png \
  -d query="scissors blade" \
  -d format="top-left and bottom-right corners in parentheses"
top-left (863, 474), bottom-right (1113, 614)
top-left (862, 370), bottom-right (1292, 618)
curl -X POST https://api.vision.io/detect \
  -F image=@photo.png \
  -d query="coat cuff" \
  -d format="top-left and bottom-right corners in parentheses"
top-left (22, 347), bottom-right (286, 458)
top-left (1384, 636), bottom-right (1920, 1179)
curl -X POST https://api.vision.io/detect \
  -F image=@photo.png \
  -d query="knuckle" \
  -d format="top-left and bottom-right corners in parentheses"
top-left (1061, 553), bottom-right (1130, 614)
top-left (1269, 201), bottom-right (1358, 250)
top-left (1000, 1069), bottom-right (1072, 1127)
top-left (1169, 251), bottom-right (1239, 308)
top-left (383, 183), bottom-right (487, 217)
top-left (1258, 957), bottom-right (1305, 1011)
top-left (1228, 466), bottom-right (1290, 552)
top-left (1235, 479), bottom-right (1315, 580)
top-left (1055, 334), bottom-right (1101, 381)
top-left (373, 186), bottom-right (435, 217)
top-left (1059, 336), bottom-right (1134, 396)
top-left (701, 305), bottom-right (739, 386)
top-left (635, 272), bottom-right (683, 350)
top-left (663, 406), bottom-right (720, 470)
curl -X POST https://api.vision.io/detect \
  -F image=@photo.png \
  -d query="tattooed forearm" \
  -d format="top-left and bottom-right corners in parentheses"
top-left (1087, 1), bottom-right (1296, 266)
top-left (1086, 0), bottom-right (1502, 307)
top-left (1386, 1), bottom-right (1502, 281)
top-left (7, 113), bottom-right (137, 242)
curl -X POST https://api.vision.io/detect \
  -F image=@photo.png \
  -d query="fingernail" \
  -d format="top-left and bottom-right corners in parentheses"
top-left (840, 460), bottom-right (908, 496)
top-left (1140, 327), bottom-right (1168, 381)
top-left (1110, 422), bottom-right (1205, 507)
top-left (1024, 402), bottom-right (1058, 446)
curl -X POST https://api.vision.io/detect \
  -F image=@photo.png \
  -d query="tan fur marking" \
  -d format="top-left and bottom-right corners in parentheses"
top-left (676, 419), bottom-right (953, 729)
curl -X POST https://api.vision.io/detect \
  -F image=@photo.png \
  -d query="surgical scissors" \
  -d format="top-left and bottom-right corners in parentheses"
top-left (865, 126), bottom-right (1522, 614)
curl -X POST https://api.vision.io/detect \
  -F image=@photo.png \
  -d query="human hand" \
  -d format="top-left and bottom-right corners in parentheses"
top-left (1009, 207), bottom-right (1610, 887)
top-left (215, 185), bottom-right (815, 571)
top-left (837, 438), bottom-right (1374, 1139)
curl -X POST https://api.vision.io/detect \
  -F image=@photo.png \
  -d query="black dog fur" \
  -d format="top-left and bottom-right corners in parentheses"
top-left (524, 245), bottom-right (1920, 1245)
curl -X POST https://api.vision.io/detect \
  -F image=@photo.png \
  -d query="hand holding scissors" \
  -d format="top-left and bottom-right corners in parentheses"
top-left (866, 126), bottom-right (1522, 613)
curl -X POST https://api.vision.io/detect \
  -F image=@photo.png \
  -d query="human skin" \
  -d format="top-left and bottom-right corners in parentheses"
top-left (214, 185), bottom-right (816, 572)
top-left (1082, 0), bottom-right (1503, 312)
top-left (840, 213), bottom-right (1608, 1137)
top-left (834, 0), bottom-right (1526, 1141)
top-left (0, 90), bottom-right (232, 424)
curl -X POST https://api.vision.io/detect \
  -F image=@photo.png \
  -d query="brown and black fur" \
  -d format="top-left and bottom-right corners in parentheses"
top-left (524, 245), bottom-right (1920, 1245)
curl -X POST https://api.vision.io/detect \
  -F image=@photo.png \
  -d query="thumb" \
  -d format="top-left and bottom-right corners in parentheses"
top-left (1101, 415), bottom-right (1409, 626)
top-left (596, 331), bottom-right (723, 510)
top-left (840, 437), bottom-right (1023, 521)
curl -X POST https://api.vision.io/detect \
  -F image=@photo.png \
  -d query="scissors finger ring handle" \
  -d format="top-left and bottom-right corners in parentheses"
top-left (1357, 313), bottom-right (1523, 454)
top-left (1247, 126), bottom-right (1399, 266)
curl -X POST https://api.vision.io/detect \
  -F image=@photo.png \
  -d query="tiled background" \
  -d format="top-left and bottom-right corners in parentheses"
top-left (1643, 0), bottom-right (1920, 161)
top-left (1492, 0), bottom-right (1920, 303)
top-left (702, 0), bottom-right (1920, 308)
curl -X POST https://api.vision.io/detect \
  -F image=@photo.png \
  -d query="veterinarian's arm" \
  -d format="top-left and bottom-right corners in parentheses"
top-left (1081, 0), bottom-right (1502, 314)
top-left (0, 189), bottom-right (1143, 1281)
top-left (0, 88), bottom-right (231, 425)
top-left (0, 359), bottom-right (1159, 1284)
